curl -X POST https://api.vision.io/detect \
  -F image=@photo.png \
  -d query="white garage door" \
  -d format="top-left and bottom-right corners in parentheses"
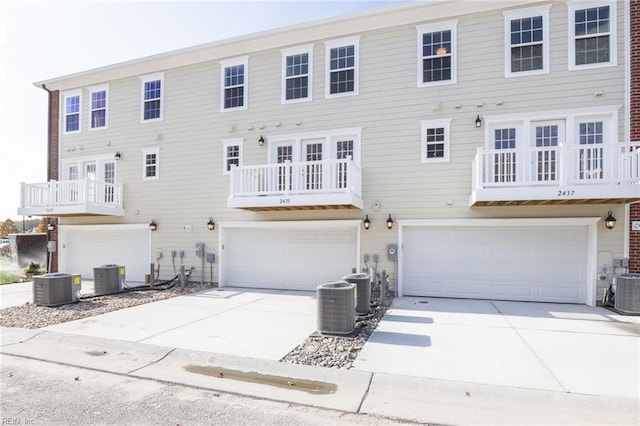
top-left (402, 225), bottom-right (588, 304)
top-left (60, 226), bottom-right (150, 283)
top-left (222, 225), bottom-right (358, 291)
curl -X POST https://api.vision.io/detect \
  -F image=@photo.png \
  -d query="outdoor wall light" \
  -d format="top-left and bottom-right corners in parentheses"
top-left (386, 214), bottom-right (394, 230)
top-left (47, 221), bottom-right (56, 232)
top-left (475, 115), bottom-right (482, 128)
top-left (604, 211), bottom-right (616, 230)
top-left (114, 152), bottom-right (122, 160)
top-left (149, 219), bottom-right (158, 232)
top-left (363, 215), bottom-right (371, 230)
top-left (207, 217), bottom-right (216, 231)
top-left (258, 136), bottom-right (265, 146)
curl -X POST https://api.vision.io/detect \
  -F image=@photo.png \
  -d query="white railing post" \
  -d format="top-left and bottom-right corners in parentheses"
top-left (285, 161), bottom-right (291, 196)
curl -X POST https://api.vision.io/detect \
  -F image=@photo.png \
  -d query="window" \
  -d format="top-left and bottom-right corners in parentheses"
top-left (222, 138), bottom-right (243, 174)
top-left (416, 21), bottom-right (458, 87)
top-left (493, 128), bottom-right (518, 182)
top-left (220, 57), bottom-right (248, 111)
top-left (140, 73), bottom-right (164, 122)
top-left (325, 36), bottom-right (360, 97)
top-left (281, 45), bottom-right (313, 103)
top-left (104, 161), bottom-right (116, 203)
top-left (420, 119), bottom-right (451, 162)
top-left (577, 120), bottom-right (604, 180)
top-left (141, 147), bottom-right (160, 180)
top-left (532, 121), bottom-right (564, 182)
top-left (63, 90), bottom-right (81, 134)
top-left (89, 85), bottom-right (108, 130)
top-left (569, 1), bottom-right (617, 69)
top-left (336, 139), bottom-right (354, 189)
top-left (503, 6), bottom-right (550, 77)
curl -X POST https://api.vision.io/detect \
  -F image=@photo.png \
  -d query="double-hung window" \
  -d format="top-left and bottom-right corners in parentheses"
top-left (325, 36), bottom-right (360, 97)
top-left (281, 45), bottom-right (313, 103)
top-left (503, 6), bottom-right (550, 77)
top-left (416, 21), bottom-right (458, 87)
top-left (222, 138), bottom-right (243, 174)
top-left (141, 73), bottom-right (164, 122)
top-left (569, 1), bottom-right (617, 69)
top-left (63, 90), bottom-right (81, 134)
top-left (89, 85), bottom-right (108, 130)
top-left (141, 147), bottom-right (160, 180)
top-left (420, 119), bottom-right (451, 163)
top-left (220, 57), bottom-right (248, 111)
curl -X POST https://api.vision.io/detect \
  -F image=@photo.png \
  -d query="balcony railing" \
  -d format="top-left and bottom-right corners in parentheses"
top-left (18, 179), bottom-right (125, 216)
top-left (229, 159), bottom-right (363, 210)
top-left (471, 142), bottom-right (640, 205)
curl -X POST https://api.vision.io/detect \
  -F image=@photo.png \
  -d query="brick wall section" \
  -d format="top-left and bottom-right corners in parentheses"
top-left (630, 1), bottom-right (640, 273)
top-left (47, 89), bottom-right (59, 273)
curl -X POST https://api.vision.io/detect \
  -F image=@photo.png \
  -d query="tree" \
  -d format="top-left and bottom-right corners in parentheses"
top-left (34, 218), bottom-right (47, 233)
top-left (0, 219), bottom-right (19, 238)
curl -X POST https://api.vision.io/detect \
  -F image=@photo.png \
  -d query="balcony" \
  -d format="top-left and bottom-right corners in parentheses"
top-left (18, 179), bottom-right (125, 216)
top-left (470, 142), bottom-right (640, 206)
top-left (228, 159), bottom-right (363, 211)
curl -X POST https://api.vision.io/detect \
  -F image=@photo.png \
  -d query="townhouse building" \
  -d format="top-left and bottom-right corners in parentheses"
top-left (20, 0), bottom-right (638, 306)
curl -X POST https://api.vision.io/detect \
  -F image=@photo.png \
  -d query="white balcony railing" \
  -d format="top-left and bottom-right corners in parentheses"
top-left (471, 142), bottom-right (640, 205)
top-left (19, 179), bottom-right (124, 216)
top-left (229, 159), bottom-right (363, 209)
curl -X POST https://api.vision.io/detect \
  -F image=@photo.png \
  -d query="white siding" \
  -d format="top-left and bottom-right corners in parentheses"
top-left (52, 0), bottom-right (627, 289)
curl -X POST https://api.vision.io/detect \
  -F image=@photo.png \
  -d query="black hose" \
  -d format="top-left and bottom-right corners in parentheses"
top-left (78, 275), bottom-right (180, 300)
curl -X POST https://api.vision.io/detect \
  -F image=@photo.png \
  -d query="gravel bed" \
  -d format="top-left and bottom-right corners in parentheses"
top-left (281, 292), bottom-right (392, 369)
top-left (0, 282), bottom-right (214, 329)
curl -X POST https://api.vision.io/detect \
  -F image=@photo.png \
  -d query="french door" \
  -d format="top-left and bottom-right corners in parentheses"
top-left (303, 140), bottom-right (323, 190)
top-left (275, 143), bottom-right (293, 191)
top-left (532, 121), bottom-right (563, 183)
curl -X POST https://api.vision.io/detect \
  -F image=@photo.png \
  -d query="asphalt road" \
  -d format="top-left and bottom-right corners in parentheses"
top-left (0, 354), bottom-right (416, 426)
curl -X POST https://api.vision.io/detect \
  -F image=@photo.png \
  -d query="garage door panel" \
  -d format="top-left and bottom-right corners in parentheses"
top-left (538, 285), bottom-right (581, 301)
top-left (450, 282), bottom-right (486, 297)
top-left (492, 284), bottom-right (532, 298)
top-left (403, 225), bottom-right (588, 304)
top-left (62, 227), bottom-right (148, 283)
top-left (223, 226), bottom-right (357, 291)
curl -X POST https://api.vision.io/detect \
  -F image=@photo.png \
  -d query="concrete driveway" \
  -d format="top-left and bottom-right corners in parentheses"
top-left (353, 297), bottom-right (640, 400)
top-left (4, 283), bottom-right (639, 401)
top-left (44, 288), bottom-right (318, 361)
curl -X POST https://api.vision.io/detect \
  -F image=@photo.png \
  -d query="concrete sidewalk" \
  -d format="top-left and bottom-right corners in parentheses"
top-left (1, 287), bottom-right (639, 424)
top-left (1, 327), bottom-right (638, 425)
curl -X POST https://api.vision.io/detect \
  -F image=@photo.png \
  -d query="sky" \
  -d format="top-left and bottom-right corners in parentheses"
top-left (0, 0), bottom-right (406, 221)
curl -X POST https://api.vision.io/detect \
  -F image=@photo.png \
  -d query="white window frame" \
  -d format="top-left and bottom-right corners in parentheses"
top-left (88, 84), bottom-right (108, 131)
top-left (266, 127), bottom-right (362, 165)
top-left (220, 56), bottom-right (248, 112)
top-left (420, 118), bottom-right (452, 163)
top-left (141, 147), bottom-right (160, 181)
top-left (140, 73), bottom-right (164, 123)
top-left (483, 106), bottom-right (618, 149)
top-left (222, 138), bottom-right (244, 175)
top-left (61, 155), bottom-right (117, 182)
top-left (568, 0), bottom-right (617, 70)
top-left (416, 20), bottom-right (458, 87)
top-left (324, 36), bottom-right (360, 98)
top-left (281, 44), bottom-right (314, 104)
top-left (62, 89), bottom-right (82, 135)
top-left (503, 5), bottom-right (551, 78)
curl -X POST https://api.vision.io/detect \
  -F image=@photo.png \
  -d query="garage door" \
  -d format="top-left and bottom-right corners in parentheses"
top-left (60, 225), bottom-right (149, 283)
top-left (222, 225), bottom-right (358, 291)
top-left (402, 225), bottom-right (588, 303)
